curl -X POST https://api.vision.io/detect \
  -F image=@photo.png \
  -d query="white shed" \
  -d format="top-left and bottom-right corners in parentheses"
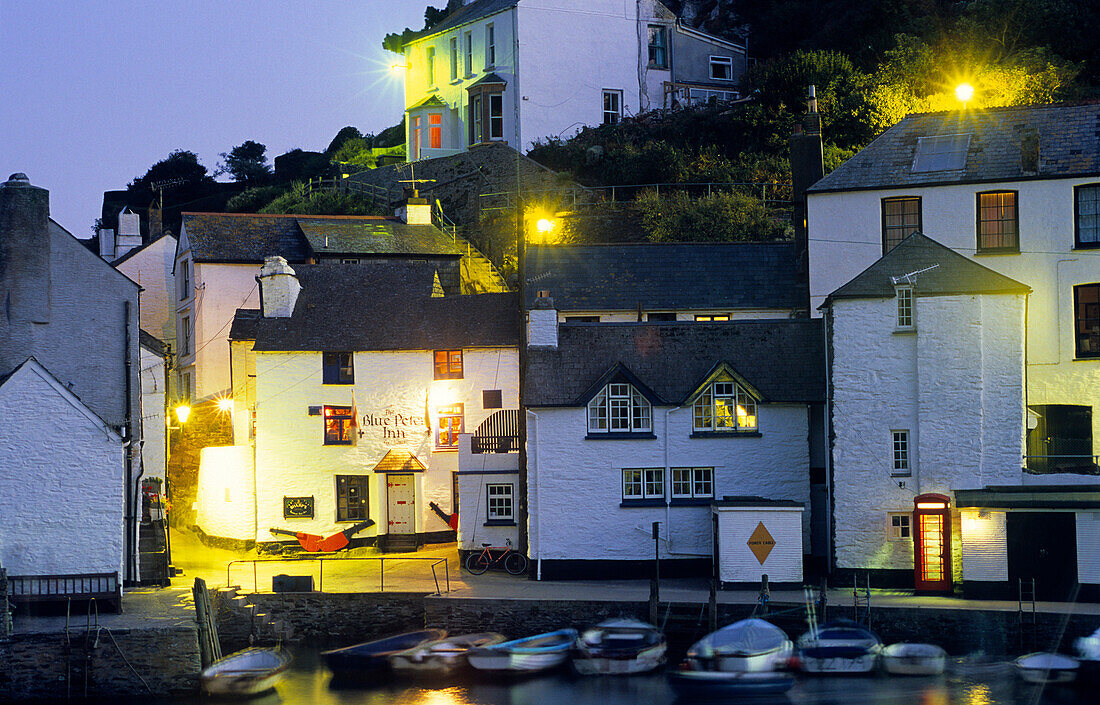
top-left (713, 498), bottom-right (805, 588)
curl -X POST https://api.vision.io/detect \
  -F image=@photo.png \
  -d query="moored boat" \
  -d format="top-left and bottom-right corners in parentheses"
top-left (1075, 627), bottom-right (1100, 686)
top-left (882, 642), bottom-right (947, 675)
top-left (321, 629), bottom-right (447, 677)
top-left (668, 667), bottom-right (796, 697)
top-left (686, 618), bottom-right (793, 673)
top-left (467, 629), bottom-right (578, 674)
top-left (1015, 652), bottom-right (1079, 685)
top-left (389, 632), bottom-right (505, 676)
top-left (796, 619), bottom-right (881, 674)
top-left (201, 647), bottom-right (292, 696)
top-left (572, 620), bottom-right (666, 675)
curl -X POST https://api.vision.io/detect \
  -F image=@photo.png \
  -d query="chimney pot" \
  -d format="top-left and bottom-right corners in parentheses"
top-left (257, 255), bottom-right (301, 318)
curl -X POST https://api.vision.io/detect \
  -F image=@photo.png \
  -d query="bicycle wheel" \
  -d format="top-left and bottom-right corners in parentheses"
top-left (465, 551), bottom-right (491, 575)
top-left (504, 551), bottom-right (528, 575)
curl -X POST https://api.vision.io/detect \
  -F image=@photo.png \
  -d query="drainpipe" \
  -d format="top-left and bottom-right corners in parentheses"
top-left (123, 300), bottom-right (137, 585)
top-left (527, 409), bottom-right (541, 580)
top-left (662, 405), bottom-right (701, 556)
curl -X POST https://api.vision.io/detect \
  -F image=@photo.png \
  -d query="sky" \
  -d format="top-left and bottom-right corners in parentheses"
top-left (0, 1), bottom-right (425, 236)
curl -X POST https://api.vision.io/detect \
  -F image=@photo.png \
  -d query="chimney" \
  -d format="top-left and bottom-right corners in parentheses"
top-left (257, 256), bottom-right (301, 318)
top-left (527, 291), bottom-right (558, 348)
top-left (0, 173), bottom-right (52, 323)
top-left (98, 225), bottom-right (117, 260)
top-left (789, 85), bottom-right (824, 313)
top-left (115, 207), bottom-right (142, 256)
top-left (1021, 128), bottom-right (1040, 174)
top-left (397, 195), bottom-right (432, 225)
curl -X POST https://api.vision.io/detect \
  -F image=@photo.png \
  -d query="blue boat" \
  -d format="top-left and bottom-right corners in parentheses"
top-left (321, 629), bottom-right (447, 676)
top-left (467, 629), bottom-right (579, 674)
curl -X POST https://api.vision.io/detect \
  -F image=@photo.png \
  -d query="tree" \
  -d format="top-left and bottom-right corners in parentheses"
top-left (217, 141), bottom-right (273, 184)
top-left (128, 149), bottom-right (213, 196)
top-left (326, 126), bottom-right (367, 155)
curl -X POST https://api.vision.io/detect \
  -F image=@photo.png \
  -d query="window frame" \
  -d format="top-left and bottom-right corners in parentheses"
top-left (912, 133), bottom-right (970, 172)
top-left (587, 382), bottom-right (652, 435)
top-left (434, 349), bottom-right (463, 379)
top-left (485, 23), bottom-right (495, 68)
top-left (449, 37), bottom-right (458, 81)
top-left (692, 380), bottom-right (758, 433)
top-left (1075, 184), bottom-right (1100, 249)
top-left (426, 46), bottom-right (436, 87)
top-left (324, 405), bottom-right (356, 446)
top-left (647, 25), bottom-right (668, 69)
top-left (322, 351), bottom-right (355, 385)
top-left (178, 259), bottom-right (191, 300)
top-left (976, 190), bottom-right (1019, 253)
top-left (671, 467), bottom-right (714, 499)
top-left (335, 474), bottom-right (369, 522)
top-left (892, 429), bottom-right (911, 476)
top-left (486, 483), bottom-right (514, 522)
top-left (180, 315), bottom-right (192, 356)
top-left (1074, 283), bottom-right (1100, 359)
top-left (622, 468), bottom-right (665, 501)
top-left (436, 402), bottom-right (464, 449)
top-left (888, 513), bottom-right (911, 541)
top-left (881, 196), bottom-right (921, 254)
top-left (463, 31), bottom-right (473, 76)
top-left (489, 93), bottom-right (503, 140)
top-left (602, 89), bottom-right (622, 125)
top-left (709, 55), bottom-right (733, 81)
top-left (896, 285), bottom-right (914, 331)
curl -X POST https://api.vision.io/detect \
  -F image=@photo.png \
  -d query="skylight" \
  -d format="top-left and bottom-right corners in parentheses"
top-left (912, 134), bottom-right (971, 172)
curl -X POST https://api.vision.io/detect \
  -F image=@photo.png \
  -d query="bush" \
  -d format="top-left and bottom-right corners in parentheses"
top-left (636, 190), bottom-right (789, 243)
top-left (225, 185), bottom-right (286, 213)
top-left (259, 182), bottom-right (385, 216)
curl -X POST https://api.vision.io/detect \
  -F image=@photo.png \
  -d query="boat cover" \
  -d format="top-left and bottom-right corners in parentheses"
top-left (689, 619), bottom-right (790, 658)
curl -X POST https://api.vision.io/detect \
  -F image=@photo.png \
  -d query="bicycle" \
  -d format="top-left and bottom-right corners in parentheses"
top-left (464, 538), bottom-right (528, 575)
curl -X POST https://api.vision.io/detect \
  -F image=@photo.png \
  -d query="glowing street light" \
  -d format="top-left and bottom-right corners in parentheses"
top-left (536, 218), bottom-right (555, 234)
top-left (216, 397), bottom-right (233, 414)
top-left (955, 83), bottom-right (974, 107)
top-left (390, 63), bottom-right (407, 73)
top-left (174, 404), bottom-right (191, 425)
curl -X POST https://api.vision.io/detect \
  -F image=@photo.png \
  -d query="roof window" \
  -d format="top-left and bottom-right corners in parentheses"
top-left (912, 134), bottom-right (971, 172)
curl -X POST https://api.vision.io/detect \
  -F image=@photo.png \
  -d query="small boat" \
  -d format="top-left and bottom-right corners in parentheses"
top-left (687, 618), bottom-right (793, 673)
top-left (389, 632), bottom-right (505, 676)
top-left (321, 629), bottom-right (447, 677)
top-left (796, 619), bottom-right (881, 674)
top-left (1015, 652), bottom-right (1079, 685)
top-left (572, 620), bottom-right (667, 675)
top-left (201, 647), bottom-right (292, 696)
top-left (668, 667), bottom-right (795, 697)
top-left (466, 628), bottom-right (578, 675)
top-left (882, 642), bottom-right (947, 675)
top-left (1076, 627), bottom-right (1100, 686)
top-left (950, 652), bottom-right (1014, 680)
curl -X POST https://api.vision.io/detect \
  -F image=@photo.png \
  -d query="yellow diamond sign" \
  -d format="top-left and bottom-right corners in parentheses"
top-left (747, 522), bottom-right (776, 565)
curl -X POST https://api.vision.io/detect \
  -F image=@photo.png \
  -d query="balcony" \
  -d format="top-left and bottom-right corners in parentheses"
top-left (471, 409), bottom-right (519, 454)
top-left (663, 81), bottom-right (744, 109)
top-left (1025, 437), bottom-right (1099, 475)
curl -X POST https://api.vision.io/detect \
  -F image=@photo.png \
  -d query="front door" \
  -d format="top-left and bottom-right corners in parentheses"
top-left (386, 474), bottom-right (416, 535)
top-left (1007, 512), bottom-right (1077, 601)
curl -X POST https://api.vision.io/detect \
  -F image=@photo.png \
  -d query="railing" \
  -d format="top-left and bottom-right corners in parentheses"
top-left (306, 177), bottom-right (396, 209)
top-left (478, 181), bottom-right (791, 214)
top-left (8, 572), bottom-right (120, 603)
top-left (472, 409), bottom-right (520, 454)
top-left (663, 81), bottom-right (747, 109)
top-left (1024, 454), bottom-right (1100, 475)
top-left (226, 556), bottom-right (451, 595)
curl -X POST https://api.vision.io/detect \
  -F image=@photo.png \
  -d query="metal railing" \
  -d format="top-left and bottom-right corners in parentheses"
top-left (306, 177), bottom-right (396, 209)
top-left (226, 556), bottom-right (450, 595)
top-left (1023, 454), bottom-right (1100, 475)
top-left (7, 572), bottom-right (120, 603)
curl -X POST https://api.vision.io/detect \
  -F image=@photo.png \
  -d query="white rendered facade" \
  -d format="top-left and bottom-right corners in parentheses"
top-left (116, 234), bottom-right (178, 352)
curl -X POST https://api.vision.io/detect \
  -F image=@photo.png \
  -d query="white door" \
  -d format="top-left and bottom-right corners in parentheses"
top-left (387, 474), bottom-right (416, 535)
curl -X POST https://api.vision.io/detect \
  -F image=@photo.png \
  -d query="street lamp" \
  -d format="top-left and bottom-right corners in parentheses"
top-left (955, 83), bottom-right (974, 108)
top-left (175, 404), bottom-right (191, 424)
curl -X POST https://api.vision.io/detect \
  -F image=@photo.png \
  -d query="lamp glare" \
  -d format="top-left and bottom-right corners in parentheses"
top-left (216, 397), bottom-right (233, 413)
top-left (175, 405), bottom-right (191, 424)
top-left (955, 83), bottom-right (974, 103)
top-left (537, 218), bottom-right (554, 233)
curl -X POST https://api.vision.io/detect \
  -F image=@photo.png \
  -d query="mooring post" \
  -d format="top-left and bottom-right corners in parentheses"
top-left (649, 521), bottom-right (660, 625)
top-left (0, 564), bottom-right (10, 640)
top-left (708, 577), bottom-right (718, 632)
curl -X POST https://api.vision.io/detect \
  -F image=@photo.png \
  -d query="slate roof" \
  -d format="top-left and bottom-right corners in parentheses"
top-left (299, 218), bottom-right (460, 257)
top-left (524, 242), bottom-right (804, 311)
top-left (526, 319), bottom-right (824, 407)
top-left (139, 330), bottom-right (169, 356)
top-left (822, 232), bottom-right (1030, 304)
top-left (229, 309), bottom-right (262, 342)
top-left (469, 72), bottom-right (507, 88)
top-left (809, 102), bottom-right (1100, 193)
top-left (240, 263), bottom-right (519, 352)
top-left (373, 449), bottom-right (428, 473)
top-left (407, 0), bottom-right (517, 43)
top-left (407, 95), bottom-right (450, 111)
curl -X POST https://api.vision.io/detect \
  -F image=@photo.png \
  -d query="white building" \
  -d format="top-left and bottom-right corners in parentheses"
top-left (398, 0), bottom-right (747, 160)
top-left (115, 233), bottom-right (179, 354)
top-left (195, 258), bottom-right (519, 552)
top-left (523, 295), bottom-right (823, 582)
top-left (808, 103), bottom-right (1100, 600)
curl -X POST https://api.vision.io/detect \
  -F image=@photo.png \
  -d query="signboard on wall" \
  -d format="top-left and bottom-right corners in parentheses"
top-left (283, 496), bottom-right (315, 519)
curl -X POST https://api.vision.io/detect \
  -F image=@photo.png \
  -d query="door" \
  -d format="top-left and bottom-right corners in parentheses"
top-left (386, 474), bottom-right (416, 535)
top-left (1007, 512), bottom-right (1077, 601)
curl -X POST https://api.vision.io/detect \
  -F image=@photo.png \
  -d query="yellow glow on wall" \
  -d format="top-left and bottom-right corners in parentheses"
top-left (537, 218), bottom-right (555, 234)
top-left (431, 383), bottom-right (459, 409)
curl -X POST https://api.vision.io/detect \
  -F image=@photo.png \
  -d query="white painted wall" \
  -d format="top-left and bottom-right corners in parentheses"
top-left (0, 363), bottom-right (124, 577)
top-left (960, 509), bottom-right (1008, 582)
top-left (715, 506), bottom-right (804, 583)
top-left (139, 344), bottom-right (167, 482)
top-left (116, 235), bottom-right (178, 351)
top-left (457, 434), bottom-right (520, 549)
top-left (1078, 511), bottom-right (1100, 584)
top-left (196, 445), bottom-right (256, 541)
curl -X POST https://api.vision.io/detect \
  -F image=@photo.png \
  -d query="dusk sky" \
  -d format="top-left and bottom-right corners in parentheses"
top-left (1, 1), bottom-right (425, 236)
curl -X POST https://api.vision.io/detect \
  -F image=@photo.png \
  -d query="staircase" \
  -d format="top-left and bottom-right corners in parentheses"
top-left (214, 585), bottom-right (296, 646)
top-left (380, 534), bottom-right (420, 554)
top-left (433, 201), bottom-right (509, 294)
top-left (137, 520), bottom-right (171, 586)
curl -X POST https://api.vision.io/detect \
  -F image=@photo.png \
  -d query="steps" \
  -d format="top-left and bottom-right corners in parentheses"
top-left (214, 586), bottom-right (296, 645)
top-left (137, 520), bottom-right (170, 585)
top-left (380, 534), bottom-right (420, 554)
top-left (448, 229), bottom-right (509, 294)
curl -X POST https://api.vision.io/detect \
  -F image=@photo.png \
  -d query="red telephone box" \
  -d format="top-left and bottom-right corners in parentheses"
top-left (913, 493), bottom-right (952, 593)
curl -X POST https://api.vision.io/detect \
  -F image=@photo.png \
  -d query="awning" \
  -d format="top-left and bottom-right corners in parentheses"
top-left (954, 484), bottom-right (1100, 509)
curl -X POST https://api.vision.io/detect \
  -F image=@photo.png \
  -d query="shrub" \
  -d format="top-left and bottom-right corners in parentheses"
top-left (636, 190), bottom-right (789, 243)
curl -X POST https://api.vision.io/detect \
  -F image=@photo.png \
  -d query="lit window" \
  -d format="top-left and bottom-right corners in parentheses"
top-left (588, 382), bottom-right (651, 434)
top-left (324, 406), bottom-right (355, 445)
top-left (977, 191), bottom-right (1018, 252)
top-left (436, 403), bottom-right (464, 449)
top-left (322, 352), bottom-right (354, 384)
top-left (1075, 284), bottom-right (1100, 359)
top-left (412, 115), bottom-right (421, 159)
top-left (695, 314), bottom-right (730, 321)
top-left (882, 197), bottom-right (921, 253)
top-left (623, 468), bottom-right (664, 500)
top-left (672, 467), bottom-right (714, 499)
top-left (710, 56), bottom-right (733, 81)
top-left (693, 379), bottom-right (757, 432)
top-left (1075, 185), bottom-right (1100, 248)
top-left (464, 31), bottom-right (472, 76)
top-left (336, 475), bottom-right (369, 521)
top-left (489, 94), bottom-right (503, 140)
top-left (434, 349), bottom-right (463, 379)
top-left (647, 25), bottom-right (668, 68)
top-left (603, 90), bottom-right (622, 125)
top-left (888, 513), bottom-right (911, 540)
top-left (896, 285), bottom-right (914, 330)
top-left (892, 430), bottom-right (910, 476)
top-left (485, 23), bottom-right (495, 67)
top-left (426, 46), bottom-right (435, 86)
top-left (449, 38), bottom-right (458, 80)
top-left (429, 113), bottom-right (442, 149)
top-left (486, 483), bottom-right (513, 521)
top-left (912, 134), bottom-right (970, 172)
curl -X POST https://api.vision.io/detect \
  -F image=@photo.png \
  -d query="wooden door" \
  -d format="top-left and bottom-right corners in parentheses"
top-left (386, 475), bottom-right (416, 535)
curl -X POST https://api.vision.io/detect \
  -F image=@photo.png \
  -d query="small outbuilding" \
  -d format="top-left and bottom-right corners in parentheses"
top-left (712, 497), bottom-right (805, 589)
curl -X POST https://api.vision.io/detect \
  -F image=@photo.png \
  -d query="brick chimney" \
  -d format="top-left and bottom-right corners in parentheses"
top-left (0, 173), bottom-right (51, 323)
top-left (397, 195), bottom-right (433, 225)
top-left (527, 290), bottom-right (558, 348)
top-left (257, 256), bottom-right (301, 318)
top-left (789, 85), bottom-right (824, 313)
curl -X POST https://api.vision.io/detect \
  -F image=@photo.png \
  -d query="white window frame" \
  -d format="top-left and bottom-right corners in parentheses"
top-left (449, 37), bottom-right (458, 80)
top-left (623, 468), bottom-right (664, 500)
top-left (693, 380), bottom-right (757, 432)
top-left (426, 46), bottom-right (435, 87)
top-left (180, 315), bottom-right (192, 356)
top-left (485, 23), bottom-right (495, 68)
top-left (463, 31), bottom-right (473, 76)
top-left (486, 483), bottom-right (514, 521)
top-left (671, 467), bottom-right (714, 499)
top-left (647, 25), bottom-right (668, 68)
top-left (888, 512), bottom-right (912, 540)
top-left (178, 259), bottom-right (191, 300)
top-left (892, 430), bottom-right (911, 476)
top-left (896, 284), bottom-right (914, 330)
top-left (603, 89), bottom-right (622, 125)
top-left (709, 55), bottom-right (733, 81)
top-left (588, 382), bottom-right (651, 434)
top-left (489, 93), bottom-right (503, 140)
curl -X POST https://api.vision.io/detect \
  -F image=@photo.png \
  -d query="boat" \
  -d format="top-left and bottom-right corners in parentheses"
top-left (882, 642), bottom-right (947, 675)
top-left (949, 652), bottom-right (1014, 680)
top-left (1075, 627), bottom-right (1100, 687)
top-left (200, 647), bottom-right (292, 696)
top-left (796, 619), bottom-right (882, 674)
top-left (1015, 652), bottom-right (1079, 685)
top-left (572, 620), bottom-right (667, 675)
top-left (467, 628), bottom-right (579, 675)
top-left (686, 618), bottom-right (793, 673)
top-left (668, 667), bottom-right (796, 697)
top-left (321, 629), bottom-right (447, 677)
top-left (388, 632), bottom-right (505, 676)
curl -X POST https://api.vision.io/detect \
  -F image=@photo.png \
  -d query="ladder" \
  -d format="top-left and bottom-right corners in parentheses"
top-left (853, 574), bottom-right (871, 627)
top-left (1018, 577), bottom-right (1037, 651)
top-left (803, 586), bottom-right (820, 644)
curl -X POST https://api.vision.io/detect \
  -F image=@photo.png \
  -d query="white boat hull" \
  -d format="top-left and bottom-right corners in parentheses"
top-left (1016, 652), bottom-right (1079, 685)
top-left (573, 643), bottom-right (667, 675)
top-left (466, 649), bottom-right (570, 673)
top-left (201, 648), bottom-right (290, 696)
top-left (389, 651), bottom-right (468, 676)
top-left (882, 644), bottom-right (947, 675)
top-left (799, 653), bottom-right (879, 674)
top-left (713, 642), bottom-right (793, 673)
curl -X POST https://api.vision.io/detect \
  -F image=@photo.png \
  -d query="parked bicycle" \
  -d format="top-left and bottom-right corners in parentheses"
top-left (465, 538), bottom-right (528, 575)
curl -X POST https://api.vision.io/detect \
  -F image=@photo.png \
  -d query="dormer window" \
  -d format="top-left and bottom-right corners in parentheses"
top-left (896, 285), bottom-right (914, 330)
top-left (693, 380), bottom-right (757, 432)
top-left (588, 382), bottom-right (651, 433)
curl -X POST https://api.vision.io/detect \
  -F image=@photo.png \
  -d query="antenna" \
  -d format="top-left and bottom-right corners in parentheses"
top-left (890, 263), bottom-right (939, 285)
top-left (397, 162), bottom-right (435, 198)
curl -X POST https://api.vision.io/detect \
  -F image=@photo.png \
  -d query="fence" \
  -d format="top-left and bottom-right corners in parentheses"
top-left (306, 177), bottom-right (397, 209)
top-left (226, 556), bottom-right (450, 595)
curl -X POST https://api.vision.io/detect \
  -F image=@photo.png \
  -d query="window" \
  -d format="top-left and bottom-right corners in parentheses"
top-left (977, 191), bottom-right (1019, 252)
top-left (912, 134), bottom-right (970, 172)
top-left (647, 25), bottom-right (668, 68)
top-left (710, 56), bottom-right (733, 81)
top-left (412, 115), bottom-right (421, 159)
top-left (489, 94), bottom-right (503, 139)
top-left (179, 371), bottom-right (192, 401)
top-left (426, 47), bottom-right (435, 86)
top-left (892, 430), bottom-right (910, 476)
top-left (449, 37), bottom-right (458, 80)
top-left (482, 389), bottom-right (502, 409)
top-left (623, 468), bottom-right (664, 500)
top-left (693, 380), bottom-right (757, 432)
top-left (429, 113), bottom-right (442, 149)
top-left (485, 23), bottom-right (495, 67)
top-left (896, 285), bottom-right (914, 330)
top-left (603, 90), bottom-right (622, 125)
top-left (695, 314), bottom-right (730, 321)
top-left (1027, 404), bottom-right (1094, 474)
top-left (888, 513), bottom-right (911, 540)
top-left (486, 483), bottom-right (514, 521)
top-left (322, 352), bottom-right (354, 384)
top-left (178, 260), bottom-right (191, 300)
top-left (588, 382), bottom-right (651, 434)
top-left (882, 197), bottom-right (921, 253)
top-left (436, 403), bottom-right (464, 449)
top-left (324, 406), bottom-right (355, 445)
top-left (1076, 185), bottom-right (1100, 248)
top-left (1076, 284), bottom-right (1100, 358)
top-left (647, 312), bottom-right (677, 321)
top-left (336, 475), bottom-right (369, 521)
top-left (434, 349), bottom-right (463, 379)
top-left (180, 315), bottom-right (192, 356)
top-left (565, 315), bottom-right (600, 323)
top-left (463, 31), bottom-right (472, 76)
top-left (672, 467), bottom-right (714, 499)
